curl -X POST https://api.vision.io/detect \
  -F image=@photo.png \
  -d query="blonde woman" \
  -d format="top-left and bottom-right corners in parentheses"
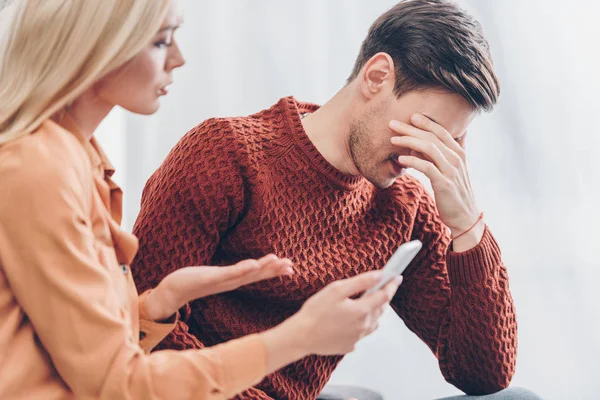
top-left (0, 0), bottom-right (402, 399)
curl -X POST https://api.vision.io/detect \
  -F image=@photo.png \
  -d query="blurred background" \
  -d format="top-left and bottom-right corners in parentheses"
top-left (96, 1), bottom-right (600, 398)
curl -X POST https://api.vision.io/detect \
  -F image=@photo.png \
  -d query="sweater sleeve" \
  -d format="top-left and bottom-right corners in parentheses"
top-left (131, 119), bottom-right (276, 399)
top-left (132, 118), bottom-right (247, 351)
top-left (390, 190), bottom-right (517, 395)
top-left (232, 388), bottom-right (276, 400)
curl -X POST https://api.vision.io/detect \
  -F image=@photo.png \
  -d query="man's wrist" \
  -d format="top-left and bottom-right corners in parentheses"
top-left (451, 219), bottom-right (485, 252)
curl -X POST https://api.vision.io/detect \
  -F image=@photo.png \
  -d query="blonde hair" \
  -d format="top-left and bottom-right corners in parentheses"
top-left (0, 0), bottom-right (169, 145)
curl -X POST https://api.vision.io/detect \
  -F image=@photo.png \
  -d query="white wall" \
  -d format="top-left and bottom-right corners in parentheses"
top-left (96, 1), bottom-right (600, 398)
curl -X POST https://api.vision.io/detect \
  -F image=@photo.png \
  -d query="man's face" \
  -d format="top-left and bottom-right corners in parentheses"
top-left (349, 88), bottom-right (477, 189)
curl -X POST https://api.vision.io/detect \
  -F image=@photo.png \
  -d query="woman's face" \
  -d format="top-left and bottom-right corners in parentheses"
top-left (95, 1), bottom-right (185, 115)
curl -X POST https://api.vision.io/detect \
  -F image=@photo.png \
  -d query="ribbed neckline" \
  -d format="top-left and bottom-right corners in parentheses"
top-left (279, 96), bottom-right (365, 192)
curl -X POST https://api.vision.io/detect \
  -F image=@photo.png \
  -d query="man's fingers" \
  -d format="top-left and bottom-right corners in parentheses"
top-left (389, 119), bottom-right (430, 139)
top-left (389, 118), bottom-right (463, 166)
top-left (410, 114), bottom-right (466, 158)
top-left (397, 155), bottom-right (445, 184)
top-left (456, 131), bottom-right (468, 149)
top-left (365, 321), bottom-right (380, 336)
top-left (390, 136), bottom-right (454, 174)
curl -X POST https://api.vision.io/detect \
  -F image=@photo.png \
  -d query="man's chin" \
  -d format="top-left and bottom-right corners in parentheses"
top-left (356, 160), bottom-right (406, 189)
top-left (368, 176), bottom-right (396, 189)
top-left (369, 170), bottom-right (408, 189)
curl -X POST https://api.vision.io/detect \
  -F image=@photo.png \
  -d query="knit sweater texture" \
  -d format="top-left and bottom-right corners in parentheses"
top-left (132, 97), bottom-right (517, 400)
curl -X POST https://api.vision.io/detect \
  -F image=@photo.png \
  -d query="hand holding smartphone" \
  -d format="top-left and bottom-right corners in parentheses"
top-left (363, 240), bottom-right (422, 297)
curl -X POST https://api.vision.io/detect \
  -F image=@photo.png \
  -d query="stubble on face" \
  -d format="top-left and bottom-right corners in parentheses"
top-left (348, 103), bottom-right (398, 189)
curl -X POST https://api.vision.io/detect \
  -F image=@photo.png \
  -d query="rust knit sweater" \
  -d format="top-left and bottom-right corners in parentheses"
top-left (132, 97), bottom-right (517, 400)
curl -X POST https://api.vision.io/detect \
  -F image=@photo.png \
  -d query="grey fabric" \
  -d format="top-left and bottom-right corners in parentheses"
top-left (317, 386), bottom-right (542, 400)
top-left (317, 385), bottom-right (383, 400)
top-left (436, 387), bottom-right (544, 400)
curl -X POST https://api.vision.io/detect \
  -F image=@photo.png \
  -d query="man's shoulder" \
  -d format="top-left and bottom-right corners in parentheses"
top-left (178, 108), bottom-right (274, 152)
top-left (165, 117), bottom-right (245, 166)
top-left (155, 101), bottom-right (286, 180)
top-left (183, 96), bottom-right (317, 142)
top-left (174, 97), bottom-right (312, 161)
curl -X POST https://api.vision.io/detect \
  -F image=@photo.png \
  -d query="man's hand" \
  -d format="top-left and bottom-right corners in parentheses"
top-left (144, 255), bottom-right (294, 321)
top-left (389, 113), bottom-right (484, 251)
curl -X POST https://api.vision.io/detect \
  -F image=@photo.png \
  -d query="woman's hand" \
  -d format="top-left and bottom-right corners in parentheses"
top-left (144, 254), bottom-right (294, 321)
top-left (291, 271), bottom-right (402, 355)
top-left (260, 271), bottom-right (403, 374)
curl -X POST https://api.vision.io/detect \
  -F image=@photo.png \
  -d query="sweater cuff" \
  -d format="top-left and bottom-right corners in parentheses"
top-left (138, 290), bottom-right (179, 352)
top-left (210, 333), bottom-right (268, 399)
top-left (446, 225), bottom-right (502, 285)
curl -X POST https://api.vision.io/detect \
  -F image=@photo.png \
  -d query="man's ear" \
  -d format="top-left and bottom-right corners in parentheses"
top-left (358, 52), bottom-right (395, 100)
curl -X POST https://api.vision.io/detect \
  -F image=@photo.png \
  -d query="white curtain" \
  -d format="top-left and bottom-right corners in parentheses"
top-left (96, 1), bottom-right (600, 398)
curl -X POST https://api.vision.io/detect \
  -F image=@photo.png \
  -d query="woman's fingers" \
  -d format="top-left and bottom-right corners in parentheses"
top-left (259, 258), bottom-right (295, 278)
top-left (227, 255), bottom-right (295, 288)
top-left (359, 276), bottom-right (402, 310)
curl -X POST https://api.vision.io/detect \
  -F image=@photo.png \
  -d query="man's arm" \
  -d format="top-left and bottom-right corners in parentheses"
top-left (131, 118), bottom-right (275, 399)
top-left (391, 191), bottom-right (517, 395)
top-left (387, 114), bottom-right (517, 395)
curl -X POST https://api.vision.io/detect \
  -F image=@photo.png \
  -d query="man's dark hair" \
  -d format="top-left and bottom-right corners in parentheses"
top-left (348, 0), bottom-right (499, 111)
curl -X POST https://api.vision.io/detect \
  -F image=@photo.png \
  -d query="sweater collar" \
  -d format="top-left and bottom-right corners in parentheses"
top-left (279, 96), bottom-right (365, 191)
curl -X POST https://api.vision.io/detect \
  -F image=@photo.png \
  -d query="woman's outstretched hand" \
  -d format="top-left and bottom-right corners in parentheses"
top-left (144, 254), bottom-right (294, 321)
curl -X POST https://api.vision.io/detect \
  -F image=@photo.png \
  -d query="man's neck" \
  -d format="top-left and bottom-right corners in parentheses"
top-left (300, 87), bottom-right (360, 176)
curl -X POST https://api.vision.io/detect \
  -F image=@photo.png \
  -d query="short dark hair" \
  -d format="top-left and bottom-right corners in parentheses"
top-left (348, 0), bottom-right (499, 111)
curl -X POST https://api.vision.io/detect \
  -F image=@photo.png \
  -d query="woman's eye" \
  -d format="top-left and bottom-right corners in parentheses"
top-left (154, 40), bottom-right (172, 49)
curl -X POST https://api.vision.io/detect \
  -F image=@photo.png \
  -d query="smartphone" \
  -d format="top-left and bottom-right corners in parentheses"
top-left (363, 240), bottom-right (422, 296)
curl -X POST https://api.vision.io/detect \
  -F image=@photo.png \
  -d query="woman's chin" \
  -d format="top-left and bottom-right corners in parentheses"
top-left (123, 100), bottom-right (161, 116)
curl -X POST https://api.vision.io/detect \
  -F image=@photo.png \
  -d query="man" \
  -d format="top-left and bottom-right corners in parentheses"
top-left (132, 1), bottom-right (524, 399)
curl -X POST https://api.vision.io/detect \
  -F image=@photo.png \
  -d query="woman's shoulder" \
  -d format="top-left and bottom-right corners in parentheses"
top-left (0, 120), bottom-right (93, 196)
